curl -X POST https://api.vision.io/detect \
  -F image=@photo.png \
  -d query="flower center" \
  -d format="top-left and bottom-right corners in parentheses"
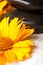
top-left (0, 37), bottom-right (14, 51)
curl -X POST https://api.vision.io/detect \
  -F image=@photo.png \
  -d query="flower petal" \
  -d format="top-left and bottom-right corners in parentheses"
top-left (0, 1), bottom-right (7, 12)
top-left (12, 48), bottom-right (30, 61)
top-left (5, 50), bottom-right (16, 63)
top-left (0, 53), bottom-right (6, 65)
top-left (9, 18), bottom-right (18, 40)
top-left (13, 40), bottom-right (33, 47)
top-left (12, 40), bottom-right (33, 61)
top-left (18, 29), bottom-right (34, 41)
top-left (0, 31), bottom-right (2, 37)
top-left (9, 18), bottom-right (23, 40)
top-left (14, 22), bottom-right (34, 41)
top-left (0, 17), bottom-right (9, 37)
top-left (14, 24), bottom-right (26, 42)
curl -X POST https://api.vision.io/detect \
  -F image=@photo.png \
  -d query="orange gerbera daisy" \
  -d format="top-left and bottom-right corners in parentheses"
top-left (0, 17), bottom-right (34, 65)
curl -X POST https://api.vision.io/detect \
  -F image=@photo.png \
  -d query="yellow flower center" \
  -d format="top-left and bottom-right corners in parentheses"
top-left (0, 37), bottom-right (14, 51)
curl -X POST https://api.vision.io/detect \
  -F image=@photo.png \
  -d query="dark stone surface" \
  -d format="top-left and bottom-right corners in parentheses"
top-left (24, 0), bottom-right (43, 6)
top-left (10, 0), bottom-right (43, 11)
top-left (5, 9), bottom-right (43, 33)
